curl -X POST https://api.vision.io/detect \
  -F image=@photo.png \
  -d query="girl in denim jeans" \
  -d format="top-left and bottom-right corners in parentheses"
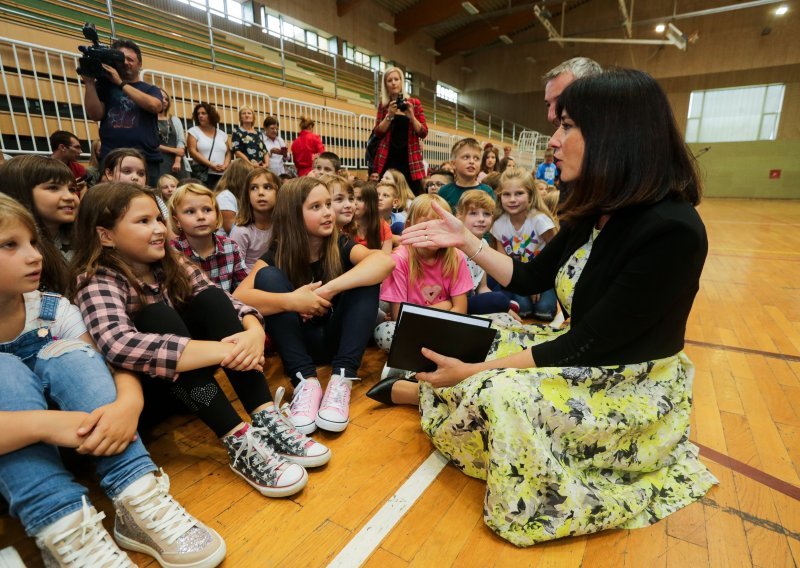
top-left (0, 194), bottom-right (224, 568)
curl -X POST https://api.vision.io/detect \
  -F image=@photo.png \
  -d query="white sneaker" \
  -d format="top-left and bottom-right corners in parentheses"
top-left (114, 471), bottom-right (226, 568)
top-left (35, 496), bottom-right (134, 568)
top-left (0, 547), bottom-right (26, 568)
top-left (316, 369), bottom-right (359, 432)
top-left (286, 374), bottom-right (323, 434)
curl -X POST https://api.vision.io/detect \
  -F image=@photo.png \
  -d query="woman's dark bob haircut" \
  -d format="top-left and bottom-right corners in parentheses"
top-left (556, 68), bottom-right (701, 222)
top-left (192, 102), bottom-right (220, 127)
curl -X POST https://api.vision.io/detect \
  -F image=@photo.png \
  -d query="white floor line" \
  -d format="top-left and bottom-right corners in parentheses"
top-left (328, 451), bottom-right (449, 568)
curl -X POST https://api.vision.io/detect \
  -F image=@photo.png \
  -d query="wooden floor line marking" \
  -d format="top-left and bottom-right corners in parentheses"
top-left (685, 339), bottom-right (800, 362)
top-left (701, 497), bottom-right (800, 541)
top-left (328, 451), bottom-right (448, 567)
top-left (696, 442), bottom-right (800, 502)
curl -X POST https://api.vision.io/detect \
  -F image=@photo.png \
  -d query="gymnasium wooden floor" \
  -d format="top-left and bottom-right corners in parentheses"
top-left (2, 197), bottom-right (799, 567)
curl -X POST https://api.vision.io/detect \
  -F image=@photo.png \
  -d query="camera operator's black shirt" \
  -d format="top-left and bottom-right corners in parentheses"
top-left (388, 115), bottom-right (409, 158)
top-left (96, 80), bottom-right (163, 162)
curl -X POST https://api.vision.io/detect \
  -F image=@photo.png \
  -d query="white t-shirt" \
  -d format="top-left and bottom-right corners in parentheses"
top-left (21, 291), bottom-right (87, 340)
top-left (466, 238), bottom-right (489, 292)
top-left (490, 212), bottom-right (555, 262)
top-left (187, 126), bottom-right (228, 165)
top-left (215, 189), bottom-right (238, 213)
top-left (262, 134), bottom-right (286, 175)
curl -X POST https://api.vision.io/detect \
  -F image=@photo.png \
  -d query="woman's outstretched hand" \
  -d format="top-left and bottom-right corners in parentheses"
top-left (416, 348), bottom-right (476, 388)
top-left (400, 199), bottom-right (469, 250)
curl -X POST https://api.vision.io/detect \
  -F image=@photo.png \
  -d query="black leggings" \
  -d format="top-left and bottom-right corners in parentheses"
top-left (134, 287), bottom-right (271, 437)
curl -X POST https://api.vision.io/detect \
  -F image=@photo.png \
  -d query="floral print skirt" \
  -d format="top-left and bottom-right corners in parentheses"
top-left (419, 320), bottom-right (718, 547)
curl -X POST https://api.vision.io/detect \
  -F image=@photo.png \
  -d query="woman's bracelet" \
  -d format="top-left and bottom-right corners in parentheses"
top-left (467, 240), bottom-right (484, 261)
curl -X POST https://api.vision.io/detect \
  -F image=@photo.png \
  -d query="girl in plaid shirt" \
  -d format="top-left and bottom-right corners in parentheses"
top-left (71, 182), bottom-right (330, 499)
top-left (168, 183), bottom-right (248, 293)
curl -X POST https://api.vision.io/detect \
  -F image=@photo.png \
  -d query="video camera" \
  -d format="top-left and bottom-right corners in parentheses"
top-left (76, 23), bottom-right (125, 78)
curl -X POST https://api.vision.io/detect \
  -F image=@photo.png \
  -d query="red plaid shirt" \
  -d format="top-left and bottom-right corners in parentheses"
top-left (372, 98), bottom-right (428, 181)
top-left (170, 234), bottom-right (248, 293)
top-left (76, 260), bottom-right (261, 381)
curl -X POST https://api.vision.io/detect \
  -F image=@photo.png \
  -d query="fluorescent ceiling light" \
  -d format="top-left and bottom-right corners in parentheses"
top-left (499, 34), bottom-right (513, 44)
top-left (426, 47), bottom-right (441, 56)
top-left (461, 65), bottom-right (473, 73)
top-left (462, 2), bottom-right (480, 15)
top-left (655, 23), bottom-right (666, 33)
top-left (378, 21), bottom-right (397, 32)
top-left (525, 56), bottom-right (536, 64)
top-left (775, 5), bottom-right (788, 15)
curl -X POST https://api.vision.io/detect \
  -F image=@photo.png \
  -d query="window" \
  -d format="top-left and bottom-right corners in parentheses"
top-left (405, 71), bottom-right (412, 95)
top-left (226, 0), bottom-right (243, 22)
top-left (266, 14), bottom-right (281, 37)
top-left (686, 84), bottom-right (785, 143)
top-left (436, 82), bottom-right (458, 104)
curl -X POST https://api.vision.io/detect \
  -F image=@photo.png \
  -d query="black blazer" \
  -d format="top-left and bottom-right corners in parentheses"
top-left (508, 197), bottom-right (707, 367)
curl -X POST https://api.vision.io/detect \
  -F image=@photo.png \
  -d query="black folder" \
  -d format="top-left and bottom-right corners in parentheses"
top-left (386, 303), bottom-right (497, 372)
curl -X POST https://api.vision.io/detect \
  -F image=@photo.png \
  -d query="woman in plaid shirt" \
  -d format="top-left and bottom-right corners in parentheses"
top-left (71, 182), bottom-right (331, 499)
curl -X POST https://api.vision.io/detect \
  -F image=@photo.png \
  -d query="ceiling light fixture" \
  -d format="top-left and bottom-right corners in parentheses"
top-left (462, 2), bottom-right (480, 15)
top-left (655, 23), bottom-right (666, 33)
top-left (378, 22), bottom-right (397, 32)
top-left (499, 34), bottom-right (513, 44)
top-left (525, 56), bottom-right (537, 64)
top-left (775, 5), bottom-right (788, 15)
top-left (426, 47), bottom-right (442, 56)
top-left (461, 65), bottom-right (473, 73)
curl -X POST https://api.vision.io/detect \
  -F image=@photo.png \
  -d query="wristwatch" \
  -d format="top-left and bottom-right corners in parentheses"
top-left (118, 81), bottom-right (128, 90)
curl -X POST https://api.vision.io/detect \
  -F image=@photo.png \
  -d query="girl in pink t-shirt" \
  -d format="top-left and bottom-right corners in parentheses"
top-left (374, 194), bottom-right (473, 351)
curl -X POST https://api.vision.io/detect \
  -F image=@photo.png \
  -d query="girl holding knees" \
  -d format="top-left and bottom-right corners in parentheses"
top-left (0, 194), bottom-right (225, 568)
top-left (71, 182), bottom-right (330, 500)
top-left (233, 177), bottom-right (394, 435)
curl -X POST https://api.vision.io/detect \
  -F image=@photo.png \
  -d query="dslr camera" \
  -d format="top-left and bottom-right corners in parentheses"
top-left (76, 23), bottom-right (125, 78)
top-left (395, 95), bottom-right (408, 111)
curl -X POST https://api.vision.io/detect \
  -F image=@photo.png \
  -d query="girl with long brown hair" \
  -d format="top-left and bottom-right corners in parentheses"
top-left (71, 182), bottom-right (329, 499)
top-left (233, 177), bottom-right (394, 435)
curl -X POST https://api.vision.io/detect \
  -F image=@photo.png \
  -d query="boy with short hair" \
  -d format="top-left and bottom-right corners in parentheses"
top-left (438, 138), bottom-right (495, 211)
top-left (425, 168), bottom-right (454, 194)
top-left (312, 151), bottom-right (341, 177)
top-left (536, 149), bottom-right (558, 184)
top-left (376, 181), bottom-right (406, 235)
top-left (455, 190), bottom-right (519, 318)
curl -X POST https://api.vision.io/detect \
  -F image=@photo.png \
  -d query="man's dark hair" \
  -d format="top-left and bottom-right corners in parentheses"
top-left (428, 168), bottom-right (453, 183)
top-left (263, 115), bottom-right (279, 129)
top-left (110, 39), bottom-right (143, 63)
top-left (49, 130), bottom-right (78, 152)
top-left (556, 68), bottom-right (701, 223)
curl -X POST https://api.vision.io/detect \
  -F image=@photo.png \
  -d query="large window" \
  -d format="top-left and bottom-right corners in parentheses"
top-left (686, 84), bottom-right (785, 143)
top-left (262, 11), bottom-right (331, 53)
top-left (436, 82), bottom-right (459, 104)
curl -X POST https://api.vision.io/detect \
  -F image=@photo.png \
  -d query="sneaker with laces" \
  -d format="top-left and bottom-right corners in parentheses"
top-left (251, 387), bottom-right (331, 468)
top-left (113, 471), bottom-right (225, 568)
top-left (286, 374), bottom-right (323, 434)
top-left (222, 424), bottom-right (307, 497)
top-left (316, 369), bottom-right (359, 432)
top-left (35, 496), bottom-right (134, 568)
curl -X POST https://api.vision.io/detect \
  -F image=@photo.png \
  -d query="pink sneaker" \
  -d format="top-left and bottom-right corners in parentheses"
top-left (286, 375), bottom-right (323, 434)
top-left (316, 369), bottom-right (359, 432)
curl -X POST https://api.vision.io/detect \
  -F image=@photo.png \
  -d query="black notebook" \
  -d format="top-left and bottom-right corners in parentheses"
top-left (386, 303), bottom-right (497, 373)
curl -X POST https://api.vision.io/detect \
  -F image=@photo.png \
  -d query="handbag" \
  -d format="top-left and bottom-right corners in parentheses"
top-left (190, 128), bottom-right (218, 183)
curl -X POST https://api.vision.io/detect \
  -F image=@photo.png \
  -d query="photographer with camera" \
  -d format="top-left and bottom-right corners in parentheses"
top-left (80, 33), bottom-right (163, 186)
top-left (372, 66), bottom-right (427, 196)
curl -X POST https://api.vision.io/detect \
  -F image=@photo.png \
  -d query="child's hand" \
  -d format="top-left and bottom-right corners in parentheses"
top-left (41, 411), bottom-right (92, 448)
top-left (76, 402), bottom-right (140, 456)
top-left (313, 283), bottom-right (337, 303)
top-left (289, 282), bottom-right (332, 317)
top-left (220, 327), bottom-right (266, 372)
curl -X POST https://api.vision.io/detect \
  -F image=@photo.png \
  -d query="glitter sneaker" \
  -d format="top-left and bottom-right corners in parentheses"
top-left (113, 471), bottom-right (226, 568)
top-left (315, 369), bottom-right (359, 432)
top-left (222, 424), bottom-right (307, 497)
top-left (286, 374), bottom-right (323, 434)
top-left (251, 387), bottom-right (331, 468)
top-left (35, 496), bottom-right (134, 568)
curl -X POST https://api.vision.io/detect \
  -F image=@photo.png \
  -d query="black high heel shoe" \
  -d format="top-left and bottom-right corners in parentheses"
top-left (366, 376), bottom-right (418, 406)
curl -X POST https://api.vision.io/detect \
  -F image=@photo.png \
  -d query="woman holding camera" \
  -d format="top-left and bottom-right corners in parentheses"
top-left (372, 66), bottom-right (428, 196)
